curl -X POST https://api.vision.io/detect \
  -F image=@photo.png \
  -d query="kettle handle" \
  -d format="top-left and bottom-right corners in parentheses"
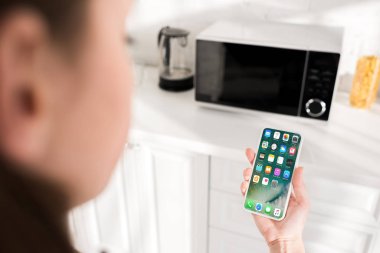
top-left (157, 26), bottom-right (168, 46)
top-left (158, 27), bottom-right (170, 68)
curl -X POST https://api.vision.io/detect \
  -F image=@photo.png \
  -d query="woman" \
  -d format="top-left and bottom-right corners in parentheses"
top-left (0, 0), bottom-right (309, 252)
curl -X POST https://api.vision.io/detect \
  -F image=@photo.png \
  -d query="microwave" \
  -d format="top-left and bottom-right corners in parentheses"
top-left (195, 21), bottom-right (343, 121)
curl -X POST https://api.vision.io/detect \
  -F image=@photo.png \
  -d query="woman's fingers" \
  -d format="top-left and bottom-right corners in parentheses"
top-left (245, 148), bottom-right (256, 165)
top-left (243, 168), bottom-right (253, 181)
top-left (292, 167), bottom-right (309, 208)
top-left (242, 148), bottom-right (254, 196)
top-left (240, 181), bottom-right (249, 196)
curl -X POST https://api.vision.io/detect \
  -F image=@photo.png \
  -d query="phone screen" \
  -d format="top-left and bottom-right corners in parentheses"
top-left (244, 128), bottom-right (302, 220)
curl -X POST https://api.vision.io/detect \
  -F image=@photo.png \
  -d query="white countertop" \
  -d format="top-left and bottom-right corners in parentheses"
top-left (129, 65), bottom-right (380, 180)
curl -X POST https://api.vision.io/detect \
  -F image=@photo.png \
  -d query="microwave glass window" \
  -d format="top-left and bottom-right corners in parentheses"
top-left (196, 40), bottom-right (307, 116)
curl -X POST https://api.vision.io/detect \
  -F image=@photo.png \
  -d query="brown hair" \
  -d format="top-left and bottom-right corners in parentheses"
top-left (0, 156), bottom-right (76, 253)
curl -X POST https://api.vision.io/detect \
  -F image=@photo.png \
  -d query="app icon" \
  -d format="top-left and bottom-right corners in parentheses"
top-left (271, 143), bottom-right (277, 150)
top-left (277, 156), bottom-right (284, 165)
top-left (262, 177), bottom-right (269, 185)
top-left (283, 170), bottom-right (290, 179)
top-left (271, 180), bottom-right (278, 188)
top-left (246, 200), bottom-right (254, 208)
top-left (268, 154), bottom-right (275, 163)
top-left (286, 159), bottom-right (294, 167)
top-left (253, 175), bottom-right (260, 183)
top-left (265, 166), bottom-right (272, 174)
top-left (279, 145), bottom-right (287, 153)
top-left (265, 205), bottom-right (272, 213)
top-left (259, 153), bottom-right (265, 160)
top-left (264, 130), bottom-right (272, 138)
top-left (274, 168), bottom-right (281, 176)
top-left (274, 208), bottom-right (281, 217)
top-left (255, 203), bottom-right (263, 211)
top-left (283, 133), bottom-right (289, 141)
top-left (292, 135), bottom-right (299, 143)
top-left (255, 164), bottom-right (263, 172)
top-left (274, 131), bottom-right (280, 139)
top-left (262, 141), bottom-right (269, 149)
top-left (289, 147), bottom-right (296, 155)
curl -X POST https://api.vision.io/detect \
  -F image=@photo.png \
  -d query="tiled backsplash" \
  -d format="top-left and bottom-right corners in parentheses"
top-left (126, 0), bottom-right (380, 95)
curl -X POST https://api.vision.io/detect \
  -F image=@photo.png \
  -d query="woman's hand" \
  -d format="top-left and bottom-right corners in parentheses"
top-left (240, 148), bottom-right (309, 253)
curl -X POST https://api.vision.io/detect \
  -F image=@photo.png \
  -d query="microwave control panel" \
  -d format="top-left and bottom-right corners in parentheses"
top-left (300, 51), bottom-right (340, 121)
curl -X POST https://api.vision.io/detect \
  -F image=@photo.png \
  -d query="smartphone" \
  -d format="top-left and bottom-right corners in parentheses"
top-left (244, 128), bottom-right (302, 221)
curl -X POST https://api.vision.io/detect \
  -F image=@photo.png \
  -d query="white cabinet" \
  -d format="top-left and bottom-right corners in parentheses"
top-left (148, 145), bottom-right (209, 253)
top-left (69, 145), bottom-right (380, 253)
top-left (208, 156), bottom-right (380, 253)
top-left (69, 145), bottom-right (154, 253)
top-left (69, 143), bottom-right (209, 253)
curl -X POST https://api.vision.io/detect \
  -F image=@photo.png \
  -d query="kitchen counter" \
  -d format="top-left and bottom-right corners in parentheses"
top-left (130, 65), bottom-right (380, 181)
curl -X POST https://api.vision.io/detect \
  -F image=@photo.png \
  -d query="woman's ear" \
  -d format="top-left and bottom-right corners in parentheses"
top-left (0, 9), bottom-right (51, 165)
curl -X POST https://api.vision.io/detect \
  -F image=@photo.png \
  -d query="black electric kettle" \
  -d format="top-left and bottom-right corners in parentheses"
top-left (158, 26), bottom-right (193, 91)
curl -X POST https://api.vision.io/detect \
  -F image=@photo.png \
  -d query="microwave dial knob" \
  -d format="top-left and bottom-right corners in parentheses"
top-left (305, 98), bottom-right (326, 118)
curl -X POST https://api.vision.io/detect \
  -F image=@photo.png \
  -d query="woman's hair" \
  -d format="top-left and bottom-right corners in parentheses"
top-left (0, 156), bottom-right (76, 253)
top-left (0, 0), bottom-right (86, 43)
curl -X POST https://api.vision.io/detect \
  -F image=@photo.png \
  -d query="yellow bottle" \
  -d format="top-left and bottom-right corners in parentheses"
top-left (350, 55), bottom-right (380, 108)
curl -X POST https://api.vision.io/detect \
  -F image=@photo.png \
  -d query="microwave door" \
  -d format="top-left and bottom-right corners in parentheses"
top-left (220, 67), bottom-right (283, 109)
top-left (196, 40), bottom-right (306, 116)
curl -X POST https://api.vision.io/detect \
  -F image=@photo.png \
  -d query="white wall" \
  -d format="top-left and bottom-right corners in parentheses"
top-left (126, 0), bottom-right (380, 94)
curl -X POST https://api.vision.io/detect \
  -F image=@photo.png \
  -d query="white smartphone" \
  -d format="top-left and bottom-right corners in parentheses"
top-left (244, 128), bottom-right (303, 221)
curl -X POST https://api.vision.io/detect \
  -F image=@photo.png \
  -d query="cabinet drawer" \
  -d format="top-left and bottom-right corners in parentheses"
top-left (209, 228), bottom-right (267, 253)
top-left (210, 157), bottom-right (380, 224)
top-left (209, 190), bottom-right (373, 253)
top-left (209, 227), bottom-right (353, 253)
